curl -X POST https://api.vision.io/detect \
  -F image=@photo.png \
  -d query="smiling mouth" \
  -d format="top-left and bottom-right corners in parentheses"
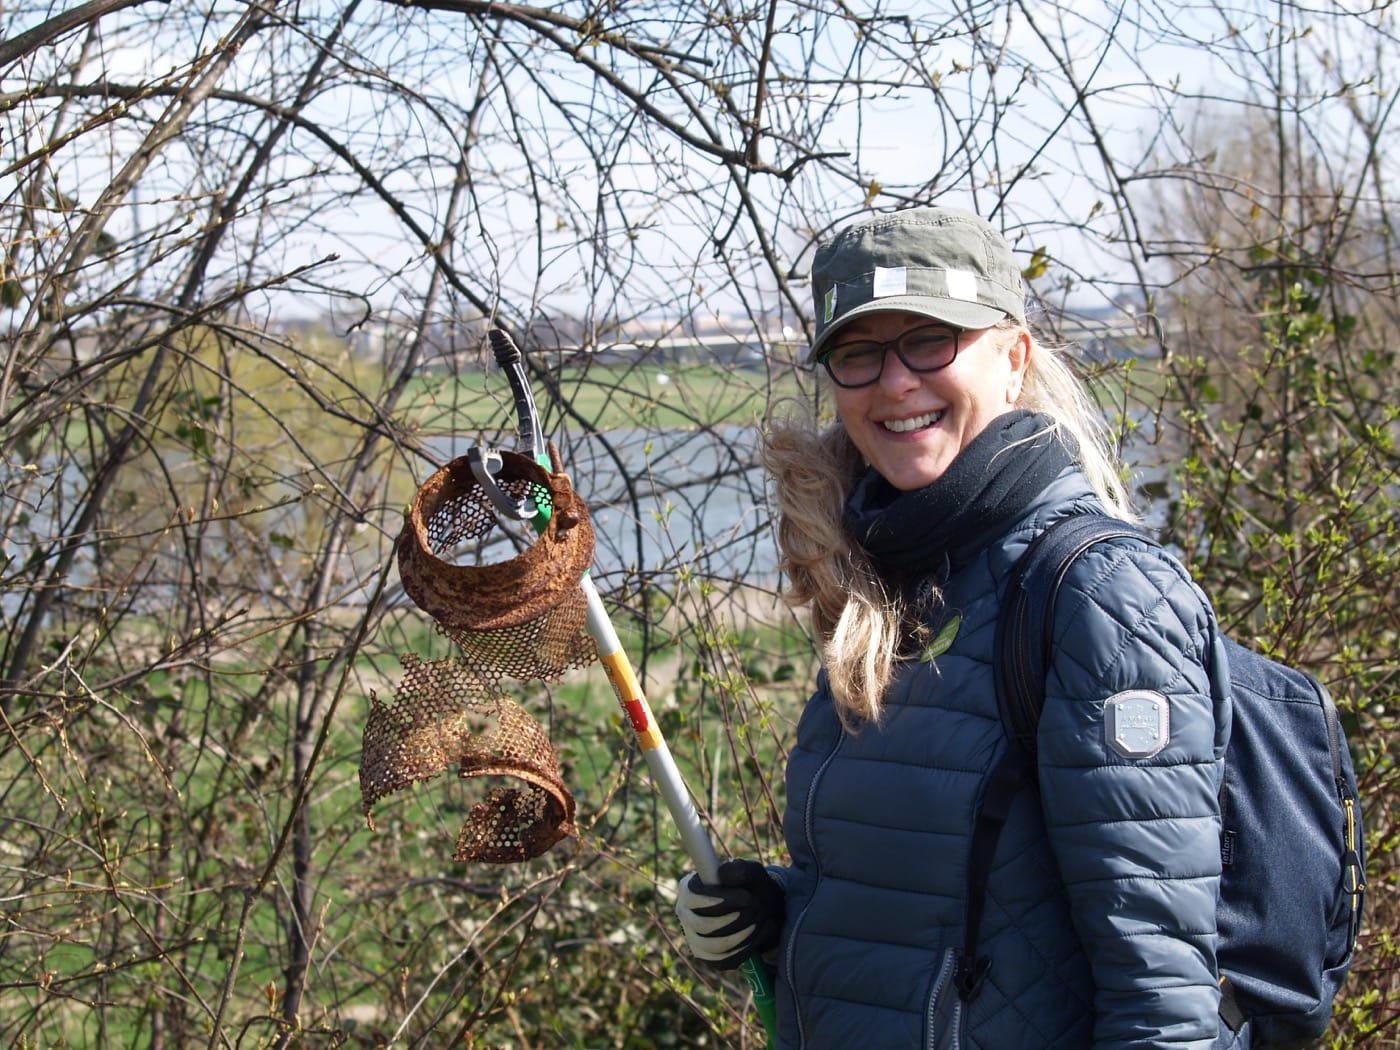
top-left (881, 410), bottom-right (944, 434)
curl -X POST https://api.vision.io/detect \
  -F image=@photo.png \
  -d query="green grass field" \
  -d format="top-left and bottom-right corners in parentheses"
top-left (393, 352), bottom-right (1152, 445)
top-left (398, 361), bottom-right (811, 435)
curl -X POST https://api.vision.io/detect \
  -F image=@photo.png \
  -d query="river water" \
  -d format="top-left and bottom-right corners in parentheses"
top-left (2, 416), bottom-right (1174, 622)
top-left (423, 415), bottom-right (1174, 594)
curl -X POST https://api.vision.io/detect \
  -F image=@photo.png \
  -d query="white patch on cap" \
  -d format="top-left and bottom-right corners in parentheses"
top-left (945, 267), bottom-right (978, 303)
top-left (872, 266), bottom-right (907, 298)
top-left (823, 286), bottom-right (837, 323)
top-left (1104, 690), bottom-right (1170, 759)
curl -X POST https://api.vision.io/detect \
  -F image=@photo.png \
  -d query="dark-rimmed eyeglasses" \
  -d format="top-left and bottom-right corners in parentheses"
top-left (818, 324), bottom-right (964, 389)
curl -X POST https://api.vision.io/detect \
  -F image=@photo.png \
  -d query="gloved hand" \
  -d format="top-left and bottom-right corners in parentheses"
top-left (674, 859), bottom-right (785, 971)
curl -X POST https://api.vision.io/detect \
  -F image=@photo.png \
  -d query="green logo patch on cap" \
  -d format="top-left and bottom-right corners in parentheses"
top-left (823, 286), bottom-right (837, 323)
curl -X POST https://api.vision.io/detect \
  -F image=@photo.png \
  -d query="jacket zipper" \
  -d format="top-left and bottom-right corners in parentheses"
top-left (925, 947), bottom-right (962, 1050)
top-left (1317, 676), bottom-right (1367, 946)
top-left (785, 727), bottom-right (844, 1050)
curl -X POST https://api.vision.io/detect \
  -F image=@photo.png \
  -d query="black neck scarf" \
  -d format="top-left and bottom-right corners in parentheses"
top-left (841, 409), bottom-right (1074, 583)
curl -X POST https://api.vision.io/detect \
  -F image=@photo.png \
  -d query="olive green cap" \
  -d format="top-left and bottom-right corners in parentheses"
top-left (810, 206), bottom-right (1026, 360)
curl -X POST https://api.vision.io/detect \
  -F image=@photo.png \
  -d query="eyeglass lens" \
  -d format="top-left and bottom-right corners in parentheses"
top-left (823, 325), bottom-right (962, 388)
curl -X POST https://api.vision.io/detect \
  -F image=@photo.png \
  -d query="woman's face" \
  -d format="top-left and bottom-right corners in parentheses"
top-left (828, 311), bottom-right (1031, 491)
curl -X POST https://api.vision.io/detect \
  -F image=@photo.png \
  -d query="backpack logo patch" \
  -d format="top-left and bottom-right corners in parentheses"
top-left (1104, 689), bottom-right (1169, 759)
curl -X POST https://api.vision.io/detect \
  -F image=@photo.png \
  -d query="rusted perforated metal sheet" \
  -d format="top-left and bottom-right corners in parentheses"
top-left (360, 449), bottom-right (595, 863)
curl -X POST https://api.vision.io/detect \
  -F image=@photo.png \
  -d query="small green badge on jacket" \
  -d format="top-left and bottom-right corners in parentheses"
top-left (921, 614), bottom-right (960, 662)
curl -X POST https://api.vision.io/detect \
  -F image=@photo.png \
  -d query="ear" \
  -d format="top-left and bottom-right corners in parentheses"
top-left (1005, 328), bottom-right (1032, 404)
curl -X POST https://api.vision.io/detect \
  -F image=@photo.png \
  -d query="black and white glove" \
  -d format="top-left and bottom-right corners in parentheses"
top-left (674, 859), bottom-right (785, 971)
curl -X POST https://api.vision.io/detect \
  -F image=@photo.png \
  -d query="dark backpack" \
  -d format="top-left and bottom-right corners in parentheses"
top-left (958, 514), bottom-right (1366, 1047)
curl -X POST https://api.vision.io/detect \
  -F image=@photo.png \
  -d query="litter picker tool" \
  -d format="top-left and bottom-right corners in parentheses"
top-left (359, 327), bottom-right (778, 1043)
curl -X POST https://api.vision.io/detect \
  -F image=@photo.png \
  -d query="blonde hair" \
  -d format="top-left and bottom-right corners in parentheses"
top-left (762, 320), bottom-right (1134, 730)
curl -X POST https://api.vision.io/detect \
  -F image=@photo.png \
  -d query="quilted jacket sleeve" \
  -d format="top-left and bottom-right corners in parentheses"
top-left (1035, 537), bottom-right (1232, 1049)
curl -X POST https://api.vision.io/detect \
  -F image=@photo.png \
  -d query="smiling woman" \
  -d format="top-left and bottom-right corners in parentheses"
top-left (820, 317), bottom-right (1029, 491)
top-left (672, 207), bottom-right (1243, 1050)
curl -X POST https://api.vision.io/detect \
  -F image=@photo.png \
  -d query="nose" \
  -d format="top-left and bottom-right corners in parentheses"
top-left (876, 345), bottom-right (922, 393)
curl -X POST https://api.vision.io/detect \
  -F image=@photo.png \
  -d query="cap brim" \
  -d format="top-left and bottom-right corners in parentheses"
top-left (809, 296), bottom-right (1010, 361)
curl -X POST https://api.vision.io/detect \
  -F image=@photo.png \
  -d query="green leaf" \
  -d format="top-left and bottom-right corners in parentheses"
top-left (1022, 247), bottom-right (1051, 280)
top-left (922, 614), bottom-right (961, 662)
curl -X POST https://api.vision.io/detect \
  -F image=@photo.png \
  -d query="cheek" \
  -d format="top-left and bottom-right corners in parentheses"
top-left (830, 387), bottom-right (865, 428)
top-left (963, 346), bottom-right (1019, 406)
top-left (841, 417), bottom-right (881, 465)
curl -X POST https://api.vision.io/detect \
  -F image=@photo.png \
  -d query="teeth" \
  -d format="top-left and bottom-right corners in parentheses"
top-left (883, 411), bottom-right (942, 433)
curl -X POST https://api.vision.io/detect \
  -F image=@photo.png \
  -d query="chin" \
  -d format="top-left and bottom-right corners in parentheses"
top-left (880, 465), bottom-right (949, 491)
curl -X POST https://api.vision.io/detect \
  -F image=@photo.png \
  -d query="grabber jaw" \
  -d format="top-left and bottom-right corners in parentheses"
top-left (467, 445), bottom-right (539, 522)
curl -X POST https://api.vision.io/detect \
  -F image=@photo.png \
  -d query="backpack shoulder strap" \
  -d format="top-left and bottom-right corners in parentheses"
top-left (994, 514), bottom-right (1151, 751)
top-left (958, 513), bottom-right (1149, 1002)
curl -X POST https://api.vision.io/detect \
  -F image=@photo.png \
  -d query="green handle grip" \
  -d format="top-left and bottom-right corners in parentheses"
top-left (744, 957), bottom-right (778, 1044)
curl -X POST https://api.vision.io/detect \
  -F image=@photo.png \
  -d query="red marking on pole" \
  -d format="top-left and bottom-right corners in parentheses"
top-left (623, 698), bottom-right (650, 734)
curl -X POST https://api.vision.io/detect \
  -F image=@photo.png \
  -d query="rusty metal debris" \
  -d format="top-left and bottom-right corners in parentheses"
top-left (360, 449), bottom-right (596, 863)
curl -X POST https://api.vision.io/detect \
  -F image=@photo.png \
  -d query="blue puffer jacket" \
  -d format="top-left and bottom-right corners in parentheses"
top-left (774, 469), bottom-right (1232, 1050)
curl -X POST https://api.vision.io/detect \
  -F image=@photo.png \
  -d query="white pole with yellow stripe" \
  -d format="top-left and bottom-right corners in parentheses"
top-left (581, 573), bottom-right (722, 885)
